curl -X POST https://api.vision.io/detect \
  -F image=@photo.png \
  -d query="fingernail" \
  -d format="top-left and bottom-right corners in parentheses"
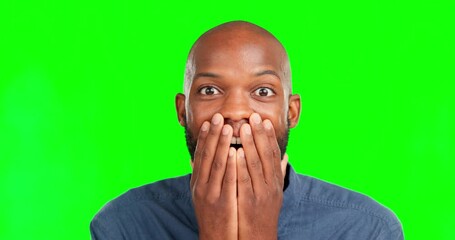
top-left (201, 122), bottom-right (209, 132)
top-left (243, 124), bottom-right (252, 135)
top-left (264, 120), bottom-right (272, 130)
top-left (251, 113), bottom-right (261, 125)
top-left (238, 148), bottom-right (244, 158)
top-left (222, 125), bottom-right (230, 135)
top-left (229, 147), bottom-right (235, 157)
top-left (212, 113), bottom-right (222, 125)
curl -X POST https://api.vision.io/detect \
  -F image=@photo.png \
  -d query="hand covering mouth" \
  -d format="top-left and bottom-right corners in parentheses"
top-left (230, 137), bottom-right (242, 149)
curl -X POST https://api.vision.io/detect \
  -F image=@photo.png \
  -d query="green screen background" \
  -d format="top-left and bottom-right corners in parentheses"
top-left (1, 0), bottom-right (453, 239)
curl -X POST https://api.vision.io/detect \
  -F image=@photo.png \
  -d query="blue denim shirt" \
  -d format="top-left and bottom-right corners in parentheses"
top-left (91, 165), bottom-right (403, 239)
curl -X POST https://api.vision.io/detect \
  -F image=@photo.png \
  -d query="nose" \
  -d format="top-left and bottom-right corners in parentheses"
top-left (220, 90), bottom-right (252, 137)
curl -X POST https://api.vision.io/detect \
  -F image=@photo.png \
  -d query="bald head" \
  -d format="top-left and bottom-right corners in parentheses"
top-left (184, 21), bottom-right (292, 96)
top-left (176, 21), bottom-right (301, 160)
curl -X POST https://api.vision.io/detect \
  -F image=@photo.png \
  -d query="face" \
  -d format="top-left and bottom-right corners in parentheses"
top-left (176, 30), bottom-right (301, 160)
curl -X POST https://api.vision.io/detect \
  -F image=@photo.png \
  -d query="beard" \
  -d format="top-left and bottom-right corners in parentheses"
top-left (184, 119), bottom-right (290, 161)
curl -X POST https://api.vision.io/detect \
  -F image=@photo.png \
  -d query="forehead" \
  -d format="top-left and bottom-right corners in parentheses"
top-left (191, 32), bottom-right (286, 75)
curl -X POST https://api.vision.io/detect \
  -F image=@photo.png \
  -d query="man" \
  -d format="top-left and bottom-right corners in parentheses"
top-left (91, 21), bottom-right (403, 239)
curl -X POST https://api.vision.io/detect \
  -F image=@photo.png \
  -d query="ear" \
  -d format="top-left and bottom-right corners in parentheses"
top-left (175, 93), bottom-right (186, 127)
top-left (288, 94), bottom-right (301, 128)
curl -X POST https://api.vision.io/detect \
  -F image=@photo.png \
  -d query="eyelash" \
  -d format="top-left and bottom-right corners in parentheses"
top-left (198, 86), bottom-right (221, 95)
top-left (197, 86), bottom-right (276, 97)
top-left (253, 87), bottom-right (276, 97)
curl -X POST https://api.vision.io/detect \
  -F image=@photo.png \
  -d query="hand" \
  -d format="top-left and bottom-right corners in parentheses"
top-left (236, 113), bottom-right (286, 240)
top-left (190, 113), bottom-right (238, 240)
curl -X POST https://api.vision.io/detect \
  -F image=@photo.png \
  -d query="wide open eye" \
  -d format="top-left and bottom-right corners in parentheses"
top-left (253, 87), bottom-right (276, 97)
top-left (199, 86), bottom-right (220, 95)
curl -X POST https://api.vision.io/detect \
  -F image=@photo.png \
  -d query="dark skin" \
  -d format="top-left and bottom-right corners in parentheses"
top-left (176, 22), bottom-right (301, 240)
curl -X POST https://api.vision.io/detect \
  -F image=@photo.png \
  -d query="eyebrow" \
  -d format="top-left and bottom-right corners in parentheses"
top-left (193, 72), bottom-right (220, 80)
top-left (255, 70), bottom-right (281, 80)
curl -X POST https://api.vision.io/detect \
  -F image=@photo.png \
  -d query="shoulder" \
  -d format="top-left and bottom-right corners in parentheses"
top-left (97, 174), bottom-right (191, 213)
top-left (284, 169), bottom-right (403, 239)
top-left (90, 174), bottom-right (194, 239)
top-left (301, 174), bottom-right (398, 220)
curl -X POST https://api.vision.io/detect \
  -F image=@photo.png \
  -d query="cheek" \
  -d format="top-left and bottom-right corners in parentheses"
top-left (274, 117), bottom-right (288, 138)
top-left (256, 107), bottom-right (287, 135)
top-left (187, 102), bottom-right (218, 132)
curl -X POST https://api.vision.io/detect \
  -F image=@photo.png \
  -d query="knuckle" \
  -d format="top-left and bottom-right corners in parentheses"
top-left (204, 193), bottom-right (219, 205)
top-left (208, 127), bottom-right (219, 136)
top-left (211, 159), bottom-right (223, 171)
top-left (193, 186), bottom-right (205, 199)
top-left (194, 150), bottom-right (201, 160)
top-left (224, 175), bottom-right (235, 184)
top-left (266, 126), bottom-right (276, 137)
top-left (239, 174), bottom-right (251, 183)
top-left (244, 135), bottom-right (254, 144)
top-left (200, 149), bottom-right (210, 161)
top-left (255, 126), bottom-right (266, 134)
top-left (271, 188), bottom-right (281, 197)
top-left (263, 147), bottom-right (274, 157)
top-left (255, 194), bottom-right (265, 203)
top-left (249, 159), bottom-right (261, 169)
top-left (272, 187), bottom-right (283, 198)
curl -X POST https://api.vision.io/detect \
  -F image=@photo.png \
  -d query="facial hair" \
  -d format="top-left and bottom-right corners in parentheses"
top-left (184, 119), bottom-right (290, 161)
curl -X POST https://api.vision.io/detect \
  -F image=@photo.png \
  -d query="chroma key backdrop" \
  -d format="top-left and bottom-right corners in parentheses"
top-left (0, 0), bottom-right (453, 239)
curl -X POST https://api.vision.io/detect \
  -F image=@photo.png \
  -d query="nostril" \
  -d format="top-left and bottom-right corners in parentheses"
top-left (225, 119), bottom-right (249, 137)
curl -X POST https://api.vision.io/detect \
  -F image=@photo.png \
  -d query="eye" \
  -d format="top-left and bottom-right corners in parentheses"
top-left (199, 86), bottom-right (220, 95)
top-left (253, 87), bottom-right (275, 97)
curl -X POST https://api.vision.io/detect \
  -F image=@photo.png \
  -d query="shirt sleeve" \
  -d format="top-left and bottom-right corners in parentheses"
top-left (90, 211), bottom-right (124, 240)
top-left (377, 220), bottom-right (404, 240)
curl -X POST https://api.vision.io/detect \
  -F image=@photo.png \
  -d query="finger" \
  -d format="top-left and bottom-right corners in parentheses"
top-left (263, 119), bottom-right (283, 183)
top-left (240, 123), bottom-right (265, 193)
top-left (236, 147), bottom-right (253, 196)
top-left (207, 124), bottom-right (233, 196)
top-left (197, 113), bottom-right (224, 184)
top-left (250, 114), bottom-right (276, 185)
top-left (191, 121), bottom-right (210, 187)
top-left (280, 153), bottom-right (288, 186)
top-left (221, 147), bottom-right (237, 198)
